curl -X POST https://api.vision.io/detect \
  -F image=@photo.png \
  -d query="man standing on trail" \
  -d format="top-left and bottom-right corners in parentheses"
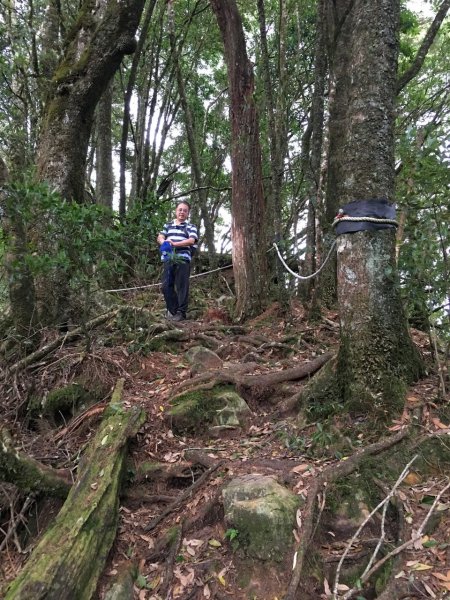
top-left (157, 201), bottom-right (198, 321)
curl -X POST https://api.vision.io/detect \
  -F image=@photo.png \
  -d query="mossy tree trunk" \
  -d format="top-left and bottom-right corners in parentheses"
top-left (5, 380), bottom-right (145, 600)
top-left (34, 0), bottom-right (145, 325)
top-left (323, 0), bottom-right (424, 418)
top-left (336, 230), bottom-right (424, 419)
top-left (36, 0), bottom-right (144, 203)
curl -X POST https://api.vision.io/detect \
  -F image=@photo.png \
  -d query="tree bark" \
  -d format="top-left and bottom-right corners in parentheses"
top-left (327, 0), bottom-right (425, 417)
top-left (256, 0), bottom-right (289, 310)
top-left (95, 81), bottom-right (114, 208)
top-left (4, 379), bottom-right (145, 600)
top-left (118, 0), bottom-right (157, 216)
top-left (303, 0), bottom-right (327, 305)
top-left (210, 0), bottom-right (269, 321)
top-left (36, 0), bottom-right (144, 203)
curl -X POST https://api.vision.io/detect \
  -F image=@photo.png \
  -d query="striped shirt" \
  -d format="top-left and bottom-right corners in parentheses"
top-left (159, 221), bottom-right (198, 262)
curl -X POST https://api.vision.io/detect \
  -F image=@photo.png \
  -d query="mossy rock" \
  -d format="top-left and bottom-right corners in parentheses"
top-left (185, 346), bottom-right (223, 374)
top-left (28, 383), bottom-right (91, 425)
top-left (168, 386), bottom-right (251, 434)
top-left (222, 474), bottom-right (300, 562)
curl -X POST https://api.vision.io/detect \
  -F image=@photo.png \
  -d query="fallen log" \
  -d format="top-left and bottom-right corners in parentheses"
top-left (5, 378), bottom-right (145, 600)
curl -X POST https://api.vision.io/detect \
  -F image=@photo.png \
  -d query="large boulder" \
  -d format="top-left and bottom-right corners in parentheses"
top-left (185, 346), bottom-right (223, 376)
top-left (222, 474), bottom-right (300, 561)
top-left (168, 387), bottom-right (251, 434)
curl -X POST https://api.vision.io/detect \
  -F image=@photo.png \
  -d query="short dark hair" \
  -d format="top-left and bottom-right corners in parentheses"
top-left (176, 200), bottom-right (191, 210)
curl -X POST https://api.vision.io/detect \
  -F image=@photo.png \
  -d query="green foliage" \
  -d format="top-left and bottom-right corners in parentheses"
top-left (396, 18), bottom-right (450, 344)
top-left (224, 527), bottom-right (240, 552)
top-left (1, 177), bottom-right (164, 323)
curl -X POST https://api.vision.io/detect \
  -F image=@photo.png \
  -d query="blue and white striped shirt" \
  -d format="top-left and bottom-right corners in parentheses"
top-left (159, 221), bottom-right (198, 262)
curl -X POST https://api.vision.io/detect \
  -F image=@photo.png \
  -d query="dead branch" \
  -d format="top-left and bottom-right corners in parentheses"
top-left (6, 309), bottom-right (119, 374)
top-left (333, 455), bottom-right (418, 597)
top-left (340, 478), bottom-right (450, 599)
top-left (53, 402), bottom-right (107, 443)
top-left (284, 428), bottom-right (409, 600)
top-left (143, 461), bottom-right (224, 532)
top-left (0, 494), bottom-right (35, 553)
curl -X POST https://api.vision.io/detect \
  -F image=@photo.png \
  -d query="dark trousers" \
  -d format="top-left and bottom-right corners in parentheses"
top-left (162, 260), bottom-right (191, 316)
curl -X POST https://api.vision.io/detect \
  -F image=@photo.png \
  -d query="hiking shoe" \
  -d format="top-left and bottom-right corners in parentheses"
top-left (171, 312), bottom-right (186, 322)
top-left (166, 310), bottom-right (176, 320)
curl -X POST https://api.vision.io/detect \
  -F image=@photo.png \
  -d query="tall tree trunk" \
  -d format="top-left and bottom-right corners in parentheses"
top-left (329, 0), bottom-right (424, 419)
top-left (95, 81), bottom-right (114, 208)
top-left (210, 0), bottom-right (268, 321)
top-left (37, 0), bottom-right (144, 203)
top-left (118, 0), bottom-right (157, 216)
top-left (257, 0), bottom-right (289, 311)
top-left (303, 0), bottom-right (327, 306)
top-left (34, 0), bottom-right (145, 325)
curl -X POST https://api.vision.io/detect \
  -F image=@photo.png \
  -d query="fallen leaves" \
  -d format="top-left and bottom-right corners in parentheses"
top-left (432, 570), bottom-right (450, 591)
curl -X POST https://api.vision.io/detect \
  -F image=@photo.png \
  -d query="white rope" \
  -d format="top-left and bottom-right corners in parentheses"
top-left (273, 240), bottom-right (337, 281)
top-left (103, 263), bottom-right (233, 293)
top-left (332, 215), bottom-right (398, 228)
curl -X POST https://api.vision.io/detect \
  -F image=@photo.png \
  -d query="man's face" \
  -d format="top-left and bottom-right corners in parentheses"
top-left (176, 204), bottom-right (189, 222)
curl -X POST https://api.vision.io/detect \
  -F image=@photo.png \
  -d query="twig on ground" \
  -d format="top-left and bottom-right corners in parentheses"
top-left (0, 494), bottom-right (35, 553)
top-left (284, 429), bottom-right (408, 600)
top-left (143, 461), bottom-right (224, 532)
top-left (333, 455), bottom-right (418, 598)
top-left (340, 478), bottom-right (450, 600)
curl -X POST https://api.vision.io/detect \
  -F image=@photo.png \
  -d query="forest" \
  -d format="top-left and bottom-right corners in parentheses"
top-left (0, 0), bottom-right (449, 598)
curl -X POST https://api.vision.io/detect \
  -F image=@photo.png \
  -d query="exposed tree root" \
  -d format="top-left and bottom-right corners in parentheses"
top-left (158, 524), bottom-right (183, 599)
top-left (0, 428), bottom-right (71, 498)
top-left (145, 489), bottom-right (222, 562)
top-left (134, 460), bottom-right (206, 484)
top-left (284, 429), bottom-right (409, 600)
top-left (174, 352), bottom-right (333, 399)
top-left (143, 461), bottom-right (224, 532)
top-left (6, 309), bottom-right (119, 374)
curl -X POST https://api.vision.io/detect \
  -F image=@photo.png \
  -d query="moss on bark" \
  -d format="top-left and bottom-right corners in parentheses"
top-left (0, 429), bottom-right (71, 499)
top-left (5, 379), bottom-right (145, 600)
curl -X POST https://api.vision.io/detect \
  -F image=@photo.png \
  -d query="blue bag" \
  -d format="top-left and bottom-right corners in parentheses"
top-left (160, 241), bottom-right (173, 262)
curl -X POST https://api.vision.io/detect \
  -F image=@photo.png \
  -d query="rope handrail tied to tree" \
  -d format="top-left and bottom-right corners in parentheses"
top-left (332, 211), bottom-right (399, 229)
top-left (103, 263), bottom-right (233, 294)
top-left (272, 240), bottom-right (337, 281)
top-left (274, 198), bottom-right (399, 281)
